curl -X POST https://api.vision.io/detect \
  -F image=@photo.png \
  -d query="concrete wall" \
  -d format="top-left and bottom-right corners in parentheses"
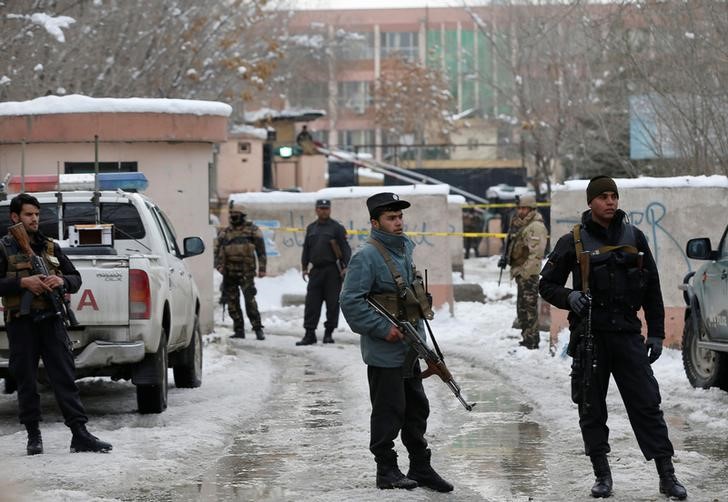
top-left (0, 142), bottom-right (217, 333)
top-left (549, 178), bottom-right (728, 347)
top-left (230, 185), bottom-right (454, 311)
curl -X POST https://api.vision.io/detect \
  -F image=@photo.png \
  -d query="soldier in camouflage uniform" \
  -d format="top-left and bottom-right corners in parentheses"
top-left (215, 203), bottom-right (266, 340)
top-left (498, 195), bottom-right (547, 349)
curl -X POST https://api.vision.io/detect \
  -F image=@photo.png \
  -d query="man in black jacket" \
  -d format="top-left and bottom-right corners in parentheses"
top-left (296, 199), bottom-right (351, 345)
top-left (539, 176), bottom-right (686, 499)
top-left (1, 193), bottom-right (111, 455)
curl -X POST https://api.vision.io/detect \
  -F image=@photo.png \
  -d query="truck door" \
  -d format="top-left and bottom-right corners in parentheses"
top-left (701, 227), bottom-right (728, 340)
top-left (150, 206), bottom-right (193, 344)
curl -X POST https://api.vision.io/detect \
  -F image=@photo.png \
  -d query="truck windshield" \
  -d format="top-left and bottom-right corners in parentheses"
top-left (0, 202), bottom-right (145, 240)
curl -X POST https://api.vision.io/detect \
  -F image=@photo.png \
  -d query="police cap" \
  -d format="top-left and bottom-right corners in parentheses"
top-left (367, 192), bottom-right (411, 218)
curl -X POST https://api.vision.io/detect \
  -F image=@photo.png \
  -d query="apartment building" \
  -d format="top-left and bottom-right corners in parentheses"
top-left (285, 6), bottom-right (514, 163)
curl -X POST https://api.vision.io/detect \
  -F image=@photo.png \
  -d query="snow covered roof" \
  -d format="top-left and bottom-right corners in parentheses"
top-left (485, 184), bottom-right (533, 200)
top-left (229, 124), bottom-right (268, 140)
top-left (0, 94), bottom-right (232, 117)
top-left (555, 175), bottom-right (728, 191)
top-left (244, 107), bottom-right (326, 123)
top-left (230, 184), bottom-right (449, 205)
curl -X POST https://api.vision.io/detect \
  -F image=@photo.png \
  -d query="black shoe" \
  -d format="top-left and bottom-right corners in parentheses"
top-left (27, 431), bottom-right (43, 456)
top-left (655, 457), bottom-right (687, 500)
top-left (376, 466), bottom-right (418, 490)
top-left (591, 474), bottom-right (613, 498)
top-left (407, 450), bottom-right (453, 493)
top-left (590, 455), bottom-right (613, 498)
top-left (70, 424), bottom-right (112, 453)
top-left (254, 329), bottom-right (265, 340)
top-left (230, 330), bottom-right (245, 339)
top-left (659, 474), bottom-right (687, 500)
top-left (296, 331), bottom-right (317, 346)
top-left (322, 332), bottom-right (334, 344)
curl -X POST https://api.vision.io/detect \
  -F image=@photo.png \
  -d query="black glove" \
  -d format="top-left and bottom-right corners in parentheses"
top-left (498, 255), bottom-right (507, 269)
top-left (646, 336), bottom-right (663, 364)
top-left (567, 291), bottom-right (590, 316)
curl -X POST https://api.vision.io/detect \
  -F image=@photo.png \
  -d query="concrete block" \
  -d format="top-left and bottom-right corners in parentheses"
top-left (453, 283), bottom-right (485, 303)
top-left (281, 294), bottom-right (306, 307)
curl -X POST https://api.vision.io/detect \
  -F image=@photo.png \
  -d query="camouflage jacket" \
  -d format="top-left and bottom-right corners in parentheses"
top-left (214, 222), bottom-right (266, 276)
top-left (508, 210), bottom-right (547, 278)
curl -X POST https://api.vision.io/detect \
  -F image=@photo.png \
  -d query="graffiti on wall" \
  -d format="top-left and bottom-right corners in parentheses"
top-left (555, 200), bottom-right (691, 270)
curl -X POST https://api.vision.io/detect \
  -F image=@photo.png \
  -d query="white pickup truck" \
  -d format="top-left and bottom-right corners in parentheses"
top-left (0, 188), bottom-right (204, 413)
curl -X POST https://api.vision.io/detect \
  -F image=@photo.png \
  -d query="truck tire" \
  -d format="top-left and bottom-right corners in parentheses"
top-left (682, 309), bottom-right (728, 390)
top-left (3, 376), bottom-right (17, 394)
top-left (173, 315), bottom-right (202, 388)
top-left (136, 331), bottom-right (168, 414)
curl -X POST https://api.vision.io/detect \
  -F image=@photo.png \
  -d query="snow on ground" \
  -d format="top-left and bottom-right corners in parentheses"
top-left (1, 257), bottom-right (727, 500)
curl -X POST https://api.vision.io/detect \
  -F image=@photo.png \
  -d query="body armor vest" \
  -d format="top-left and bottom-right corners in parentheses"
top-left (219, 223), bottom-right (259, 275)
top-left (1, 235), bottom-right (60, 311)
top-left (578, 221), bottom-right (647, 313)
top-left (367, 238), bottom-right (434, 325)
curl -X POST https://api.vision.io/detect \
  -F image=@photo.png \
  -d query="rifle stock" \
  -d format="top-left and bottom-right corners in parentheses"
top-left (9, 223), bottom-right (79, 327)
top-left (329, 239), bottom-right (345, 277)
top-left (366, 296), bottom-right (475, 411)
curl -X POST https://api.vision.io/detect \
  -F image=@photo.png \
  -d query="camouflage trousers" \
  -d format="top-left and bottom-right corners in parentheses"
top-left (223, 274), bottom-right (262, 331)
top-left (516, 274), bottom-right (540, 348)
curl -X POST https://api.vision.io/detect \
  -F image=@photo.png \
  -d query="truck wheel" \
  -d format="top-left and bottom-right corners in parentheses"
top-left (682, 310), bottom-right (728, 389)
top-left (136, 331), bottom-right (168, 414)
top-left (3, 376), bottom-right (17, 394)
top-left (173, 315), bottom-right (203, 388)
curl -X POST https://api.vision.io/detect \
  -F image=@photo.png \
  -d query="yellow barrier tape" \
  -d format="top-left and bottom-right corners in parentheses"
top-left (462, 202), bottom-right (551, 209)
top-left (257, 225), bottom-right (508, 239)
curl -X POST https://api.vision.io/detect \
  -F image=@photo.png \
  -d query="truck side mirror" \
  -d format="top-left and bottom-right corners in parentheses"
top-left (182, 237), bottom-right (205, 258)
top-left (686, 237), bottom-right (716, 260)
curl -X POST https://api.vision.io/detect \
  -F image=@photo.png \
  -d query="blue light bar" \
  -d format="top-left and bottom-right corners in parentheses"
top-left (58, 172), bottom-right (148, 192)
top-left (98, 172), bottom-right (148, 191)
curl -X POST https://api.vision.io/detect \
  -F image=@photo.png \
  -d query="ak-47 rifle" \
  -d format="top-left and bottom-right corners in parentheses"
top-left (366, 295), bottom-right (475, 411)
top-left (9, 222), bottom-right (79, 328)
top-left (497, 214), bottom-right (515, 286)
top-left (576, 250), bottom-right (595, 410)
top-left (329, 238), bottom-right (346, 278)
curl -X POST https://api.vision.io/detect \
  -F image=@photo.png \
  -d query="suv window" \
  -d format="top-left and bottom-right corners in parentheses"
top-left (0, 202), bottom-right (145, 240)
top-left (719, 226), bottom-right (728, 259)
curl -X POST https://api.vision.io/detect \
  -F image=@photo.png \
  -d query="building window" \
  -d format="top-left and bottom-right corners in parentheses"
top-left (337, 81), bottom-right (373, 113)
top-left (381, 31), bottom-right (418, 61)
top-left (65, 161), bottom-right (138, 173)
top-left (288, 81), bottom-right (329, 110)
top-left (337, 129), bottom-right (375, 154)
top-left (237, 142), bottom-right (251, 154)
top-left (337, 31), bottom-right (374, 60)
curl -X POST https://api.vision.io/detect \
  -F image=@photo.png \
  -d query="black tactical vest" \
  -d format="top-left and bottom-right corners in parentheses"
top-left (579, 221), bottom-right (647, 314)
top-left (0, 235), bottom-right (60, 311)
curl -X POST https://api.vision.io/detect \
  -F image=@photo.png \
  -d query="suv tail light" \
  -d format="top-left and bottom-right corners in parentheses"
top-left (129, 269), bottom-right (151, 319)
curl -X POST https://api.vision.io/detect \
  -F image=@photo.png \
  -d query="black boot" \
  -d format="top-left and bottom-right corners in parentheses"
top-left (26, 422), bottom-right (43, 456)
top-left (70, 423), bottom-right (112, 453)
top-left (322, 329), bottom-right (334, 344)
top-left (296, 330), bottom-right (317, 346)
top-left (407, 449), bottom-right (454, 493)
top-left (590, 455), bottom-right (613, 498)
top-left (375, 452), bottom-right (418, 490)
top-left (254, 328), bottom-right (265, 340)
top-left (655, 457), bottom-right (687, 500)
top-left (230, 326), bottom-right (245, 339)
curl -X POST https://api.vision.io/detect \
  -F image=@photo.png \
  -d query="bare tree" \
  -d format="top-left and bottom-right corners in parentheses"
top-left (0, 0), bottom-right (289, 121)
top-left (374, 57), bottom-right (454, 162)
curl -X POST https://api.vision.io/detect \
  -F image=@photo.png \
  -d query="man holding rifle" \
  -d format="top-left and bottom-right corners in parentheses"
top-left (0, 193), bottom-right (111, 455)
top-left (340, 192), bottom-right (453, 492)
top-left (538, 177), bottom-right (686, 499)
top-left (297, 198), bottom-right (351, 346)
